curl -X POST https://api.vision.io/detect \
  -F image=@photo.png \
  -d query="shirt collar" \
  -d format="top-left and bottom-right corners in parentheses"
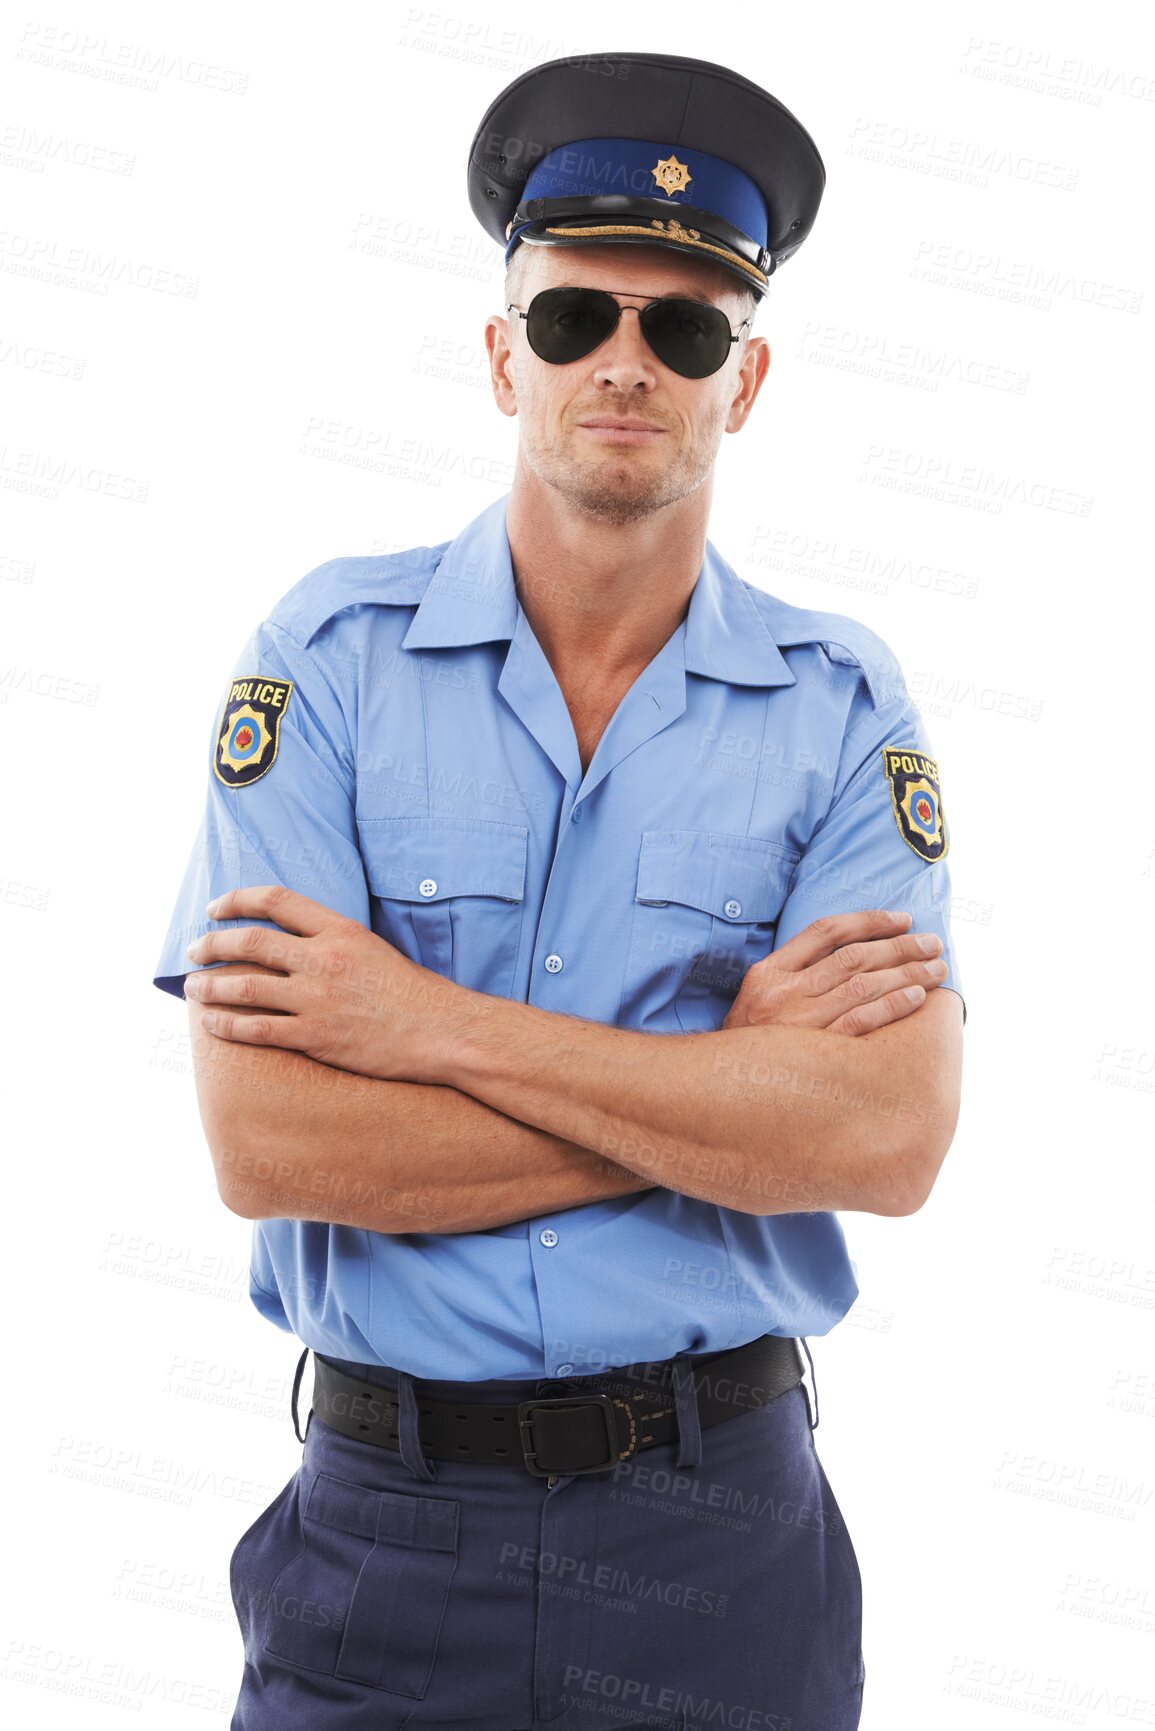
top-left (401, 493), bottom-right (797, 690)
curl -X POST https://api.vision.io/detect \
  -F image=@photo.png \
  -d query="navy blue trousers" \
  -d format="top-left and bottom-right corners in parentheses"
top-left (228, 1347), bottom-right (865, 1730)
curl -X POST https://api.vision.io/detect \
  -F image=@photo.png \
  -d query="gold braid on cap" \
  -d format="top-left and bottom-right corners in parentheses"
top-left (542, 217), bottom-right (768, 289)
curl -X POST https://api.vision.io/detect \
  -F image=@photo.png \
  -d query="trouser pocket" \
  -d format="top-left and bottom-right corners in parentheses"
top-left (239, 1468), bottom-right (461, 1699)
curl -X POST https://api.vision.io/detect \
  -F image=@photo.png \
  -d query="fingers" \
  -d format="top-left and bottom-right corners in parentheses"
top-left (807, 935), bottom-right (945, 999)
top-left (203, 884), bottom-right (342, 937)
top-left (193, 1007), bottom-right (310, 1049)
top-left (774, 910), bottom-right (914, 972)
top-left (186, 924), bottom-right (302, 969)
top-left (813, 936), bottom-right (949, 1032)
top-left (862, 957), bottom-right (948, 998)
top-left (184, 968), bottom-right (293, 1010)
top-left (826, 983), bottom-right (932, 1038)
top-left (732, 913), bottom-right (948, 1037)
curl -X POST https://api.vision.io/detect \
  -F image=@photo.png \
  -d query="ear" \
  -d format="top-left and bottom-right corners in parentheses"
top-left (724, 333), bottom-right (771, 434)
top-left (485, 314), bottom-right (518, 419)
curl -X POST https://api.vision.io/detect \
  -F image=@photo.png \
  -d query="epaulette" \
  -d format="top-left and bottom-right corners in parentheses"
top-left (742, 585), bottom-right (910, 711)
top-left (267, 543), bottom-right (451, 647)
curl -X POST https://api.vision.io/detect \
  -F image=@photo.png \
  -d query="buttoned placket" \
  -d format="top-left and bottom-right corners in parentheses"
top-left (502, 601), bottom-right (690, 1380)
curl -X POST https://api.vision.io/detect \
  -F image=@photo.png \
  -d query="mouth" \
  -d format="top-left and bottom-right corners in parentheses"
top-left (576, 419), bottom-right (668, 445)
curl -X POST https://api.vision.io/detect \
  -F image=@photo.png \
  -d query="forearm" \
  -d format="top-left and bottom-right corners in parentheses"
top-left (438, 991), bottom-right (942, 1217)
top-left (189, 1001), bottom-right (653, 1232)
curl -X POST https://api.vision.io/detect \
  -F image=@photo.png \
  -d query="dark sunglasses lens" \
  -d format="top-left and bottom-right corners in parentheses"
top-left (525, 288), bottom-right (620, 363)
top-left (642, 298), bottom-right (732, 378)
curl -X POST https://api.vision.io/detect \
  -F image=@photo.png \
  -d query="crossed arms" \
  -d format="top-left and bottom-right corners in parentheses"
top-left (183, 887), bottom-right (963, 1233)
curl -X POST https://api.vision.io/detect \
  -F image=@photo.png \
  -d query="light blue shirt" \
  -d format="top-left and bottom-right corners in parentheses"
top-left (154, 492), bottom-right (965, 1379)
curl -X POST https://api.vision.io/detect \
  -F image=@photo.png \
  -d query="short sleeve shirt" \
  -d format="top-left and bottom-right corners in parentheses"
top-left (154, 492), bottom-right (965, 1379)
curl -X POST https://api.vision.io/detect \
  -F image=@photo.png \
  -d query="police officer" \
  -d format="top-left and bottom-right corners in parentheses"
top-left (156, 51), bottom-right (965, 1731)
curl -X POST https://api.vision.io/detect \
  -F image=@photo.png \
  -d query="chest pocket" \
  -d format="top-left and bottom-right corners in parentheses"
top-left (623, 830), bottom-right (800, 1032)
top-left (356, 815), bottom-right (528, 998)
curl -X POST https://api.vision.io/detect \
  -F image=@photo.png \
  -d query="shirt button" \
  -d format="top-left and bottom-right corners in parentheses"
top-left (419, 878), bottom-right (437, 898)
top-left (556, 1363), bottom-right (575, 1376)
top-left (724, 898), bottom-right (743, 919)
top-left (544, 953), bottom-right (563, 973)
top-left (539, 1228), bottom-right (559, 1248)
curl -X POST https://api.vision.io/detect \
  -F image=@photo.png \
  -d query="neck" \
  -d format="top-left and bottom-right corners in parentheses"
top-left (504, 463), bottom-right (712, 684)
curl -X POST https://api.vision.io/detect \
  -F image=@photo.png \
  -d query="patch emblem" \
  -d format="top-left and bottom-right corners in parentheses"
top-left (213, 675), bottom-right (293, 789)
top-left (882, 746), bottom-right (948, 862)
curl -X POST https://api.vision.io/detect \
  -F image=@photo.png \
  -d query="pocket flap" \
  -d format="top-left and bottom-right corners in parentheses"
top-left (305, 1472), bottom-right (460, 1552)
top-left (635, 830), bottom-right (799, 922)
top-left (357, 816), bottom-right (528, 904)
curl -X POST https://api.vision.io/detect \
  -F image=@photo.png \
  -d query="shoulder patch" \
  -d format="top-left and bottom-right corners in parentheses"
top-left (883, 745), bottom-right (948, 861)
top-left (213, 675), bottom-right (293, 789)
top-left (267, 546), bottom-right (449, 646)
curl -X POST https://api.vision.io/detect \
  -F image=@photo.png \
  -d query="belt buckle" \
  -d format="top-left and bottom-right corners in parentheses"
top-left (516, 1392), bottom-right (619, 1478)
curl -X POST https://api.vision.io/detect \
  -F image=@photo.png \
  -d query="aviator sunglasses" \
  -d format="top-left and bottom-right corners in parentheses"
top-left (507, 285), bottom-right (753, 380)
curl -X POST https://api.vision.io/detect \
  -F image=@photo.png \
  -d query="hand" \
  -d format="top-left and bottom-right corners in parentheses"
top-left (182, 885), bottom-right (462, 1082)
top-left (721, 909), bottom-right (948, 1037)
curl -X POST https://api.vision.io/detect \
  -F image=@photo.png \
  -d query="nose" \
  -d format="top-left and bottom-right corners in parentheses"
top-left (590, 304), bottom-right (657, 390)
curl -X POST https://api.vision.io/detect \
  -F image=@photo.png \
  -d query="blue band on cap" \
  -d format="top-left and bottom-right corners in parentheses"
top-left (505, 136), bottom-right (768, 263)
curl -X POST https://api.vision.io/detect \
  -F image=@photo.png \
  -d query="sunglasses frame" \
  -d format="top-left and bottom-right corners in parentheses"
top-left (507, 285), bottom-right (753, 379)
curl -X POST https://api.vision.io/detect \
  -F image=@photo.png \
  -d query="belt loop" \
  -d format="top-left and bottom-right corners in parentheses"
top-left (396, 1370), bottom-right (438, 1482)
top-left (799, 1337), bottom-right (819, 1431)
top-left (290, 1346), bottom-right (311, 1444)
top-left (671, 1352), bottom-right (702, 1469)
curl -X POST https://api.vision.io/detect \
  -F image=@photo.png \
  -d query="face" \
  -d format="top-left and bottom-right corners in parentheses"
top-left (487, 241), bottom-right (770, 527)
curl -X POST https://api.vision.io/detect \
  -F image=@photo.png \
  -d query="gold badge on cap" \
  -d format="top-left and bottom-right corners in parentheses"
top-left (882, 746), bottom-right (948, 862)
top-left (652, 153), bottom-right (692, 197)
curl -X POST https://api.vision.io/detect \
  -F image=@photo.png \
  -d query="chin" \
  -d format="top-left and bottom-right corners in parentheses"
top-left (571, 490), bottom-right (670, 526)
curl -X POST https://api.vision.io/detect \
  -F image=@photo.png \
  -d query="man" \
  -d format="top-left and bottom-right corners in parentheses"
top-left (155, 51), bottom-right (964, 1731)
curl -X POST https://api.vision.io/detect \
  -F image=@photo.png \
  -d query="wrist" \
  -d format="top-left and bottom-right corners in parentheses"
top-left (397, 966), bottom-right (487, 1088)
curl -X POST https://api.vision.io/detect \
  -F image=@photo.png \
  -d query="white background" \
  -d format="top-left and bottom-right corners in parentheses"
top-left (3, 1), bottom-right (1154, 1725)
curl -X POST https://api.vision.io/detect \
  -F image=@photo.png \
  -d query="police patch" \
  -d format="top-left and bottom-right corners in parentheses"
top-left (882, 745), bottom-right (948, 862)
top-left (213, 675), bottom-right (293, 789)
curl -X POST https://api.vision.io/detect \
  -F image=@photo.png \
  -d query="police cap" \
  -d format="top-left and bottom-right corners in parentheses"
top-left (467, 51), bottom-right (825, 299)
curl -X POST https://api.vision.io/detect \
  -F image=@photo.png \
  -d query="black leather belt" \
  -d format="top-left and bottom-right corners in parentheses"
top-left (300, 1334), bottom-right (806, 1478)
